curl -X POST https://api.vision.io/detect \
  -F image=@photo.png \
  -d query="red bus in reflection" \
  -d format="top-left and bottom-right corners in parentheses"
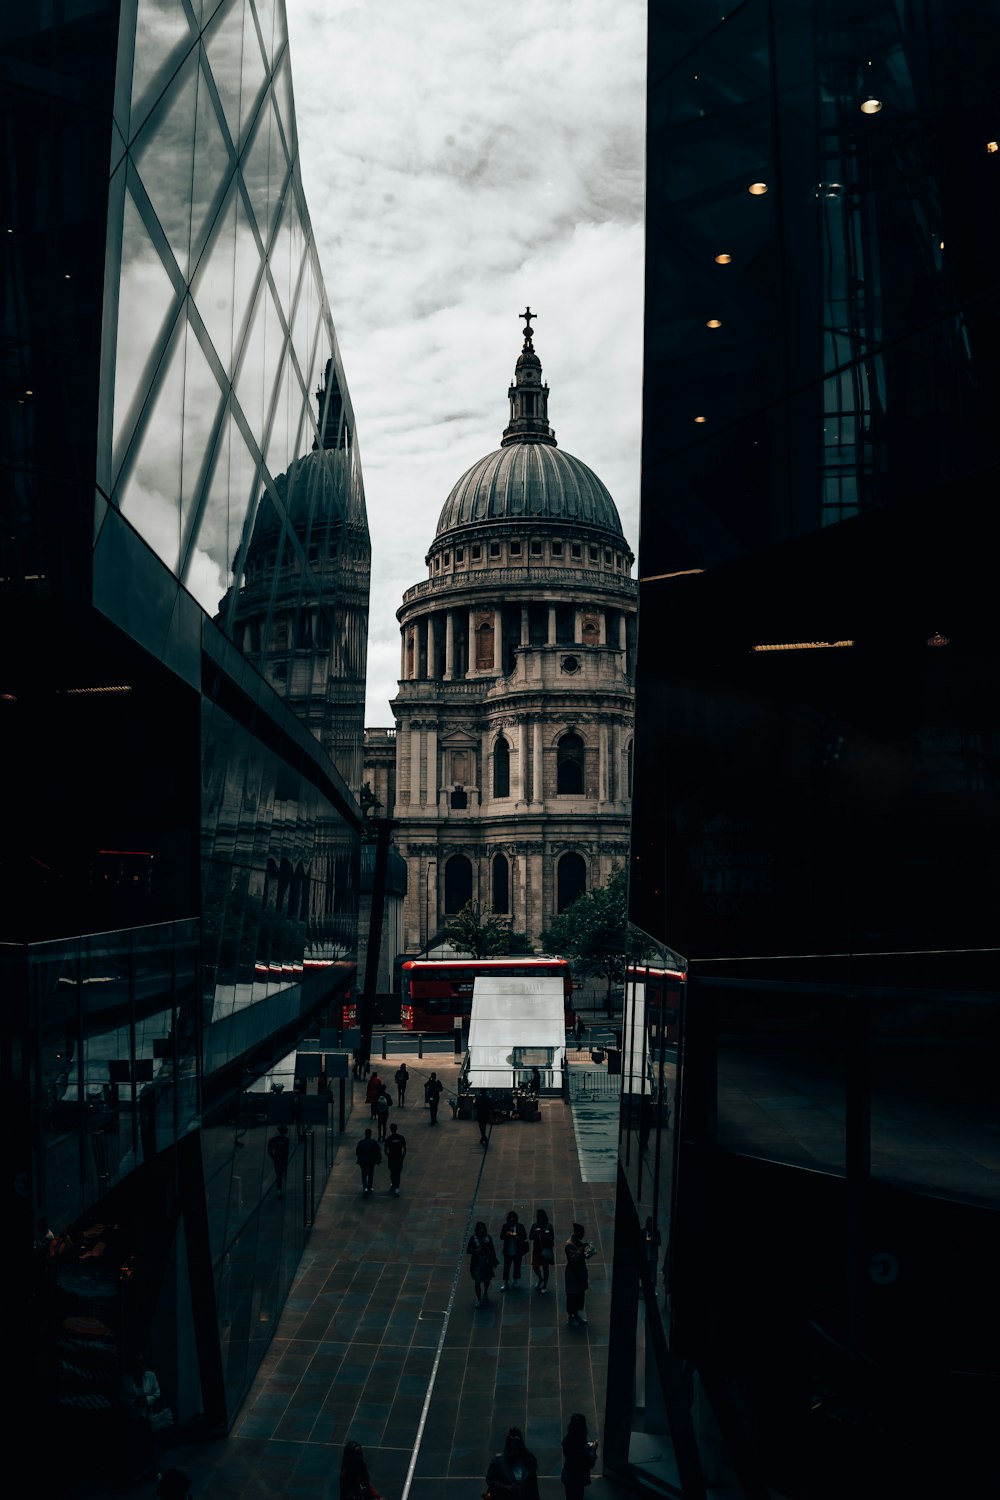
top-left (401, 956), bottom-right (576, 1032)
top-left (625, 965), bottom-right (686, 1046)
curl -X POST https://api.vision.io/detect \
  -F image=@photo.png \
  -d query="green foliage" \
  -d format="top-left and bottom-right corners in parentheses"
top-left (359, 782), bottom-right (382, 844)
top-left (540, 867), bottom-right (653, 1007)
top-left (444, 899), bottom-right (528, 959)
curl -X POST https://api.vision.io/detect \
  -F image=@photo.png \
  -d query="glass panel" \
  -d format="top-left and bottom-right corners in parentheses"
top-left (112, 188), bottom-right (179, 470)
top-left (132, 0), bottom-right (195, 126)
top-left (234, 278), bottom-right (267, 443)
top-left (232, 185), bottom-right (264, 368)
top-left (268, 192), bottom-right (295, 322)
top-left (238, 0), bottom-right (267, 145)
top-left (186, 408), bottom-right (235, 617)
top-left (192, 181), bottom-right (238, 371)
top-left (132, 48), bottom-right (198, 276)
top-left (271, 47), bottom-right (295, 159)
top-left (191, 45), bottom-right (234, 271)
top-left (204, 0), bottom-right (245, 148)
top-left (264, 342), bottom-right (292, 482)
top-left (253, 0), bottom-right (276, 66)
top-left (241, 97), bottom-right (275, 245)
top-left (117, 317), bottom-right (187, 576)
top-left (179, 316), bottom-right (226, 569)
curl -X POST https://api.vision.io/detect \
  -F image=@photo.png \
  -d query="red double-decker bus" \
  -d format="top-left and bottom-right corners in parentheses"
top-left (400, 956), bottom-right (575, 1032)
top-left (625, 964), bottom-right (686, 1046)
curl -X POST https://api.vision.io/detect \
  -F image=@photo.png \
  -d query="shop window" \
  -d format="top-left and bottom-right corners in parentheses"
top-left (557, 852), bottom-right (586, 912)
top-left (493, 735), bottom-right (510, 798)
top-left (557, 731), bottom-right (585, 794)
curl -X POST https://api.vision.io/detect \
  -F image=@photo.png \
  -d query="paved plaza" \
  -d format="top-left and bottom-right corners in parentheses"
top-left (158, 1042), bottom-right (626, 1500)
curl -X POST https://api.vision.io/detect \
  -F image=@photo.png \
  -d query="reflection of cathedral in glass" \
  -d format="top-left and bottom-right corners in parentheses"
top-left (3, 0), bottom-right (370, 1456)
top-left (220, 360), bottom-right (371, 795)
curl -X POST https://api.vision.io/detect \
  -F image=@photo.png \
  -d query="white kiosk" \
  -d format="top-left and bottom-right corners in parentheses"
top-left (466, 975), bottom-right (566, 1090)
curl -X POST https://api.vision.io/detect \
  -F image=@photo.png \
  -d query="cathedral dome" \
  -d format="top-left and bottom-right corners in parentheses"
top-left (433, 309), bottom-right (624, 543)
top-left (435, 442), bottom-right (624, 538)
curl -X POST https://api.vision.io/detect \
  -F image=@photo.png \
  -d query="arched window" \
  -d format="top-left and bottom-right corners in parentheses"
top-left (492, 852), bottom-right (510, 914)
top-left (557, 852), bottom-right (587, 913)
top-left (493, 735), bottom-right (510, 798)
top-left (444, 855), bottom-right (473, 915)
top-left (557, 731), bottom-right (585, 795)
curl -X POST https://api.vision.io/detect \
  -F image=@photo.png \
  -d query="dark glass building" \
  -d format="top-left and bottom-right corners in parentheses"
top-left (611, 4), bottom-right (1000, 1496)
top-left (2, 0), bottom-right (369, 1471)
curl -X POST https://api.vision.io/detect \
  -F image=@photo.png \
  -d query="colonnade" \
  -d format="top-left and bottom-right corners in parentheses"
top-left (400, 603), bottom-right (629, 680)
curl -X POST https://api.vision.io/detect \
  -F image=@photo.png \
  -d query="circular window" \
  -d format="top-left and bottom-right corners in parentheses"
top-left (561, 655), bottom-right (580, 674)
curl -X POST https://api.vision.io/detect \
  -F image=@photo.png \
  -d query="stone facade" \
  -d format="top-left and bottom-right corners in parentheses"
top-left (368, 312), bottom-right (637, 953)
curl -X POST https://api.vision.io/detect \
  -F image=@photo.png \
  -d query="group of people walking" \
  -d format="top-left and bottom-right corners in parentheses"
top-left (354, 1067), bottom-right (451, 1196)
top-left (466, 1210), bottom-right (594, 1324)
top-left (340, 1417), bottom-right (598, 1500)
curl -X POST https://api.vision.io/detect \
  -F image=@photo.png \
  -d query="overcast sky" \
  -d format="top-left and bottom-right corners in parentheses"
top-left (285, 0), bottom-right (647, 725)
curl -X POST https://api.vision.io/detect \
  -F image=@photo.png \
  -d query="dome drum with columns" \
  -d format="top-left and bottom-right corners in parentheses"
top-left (368, 311), bottom-right (637, 956)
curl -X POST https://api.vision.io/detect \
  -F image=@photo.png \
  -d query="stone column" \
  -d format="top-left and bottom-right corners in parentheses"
top-left (547, 604), bottom-right (557, 645)
top-left (516, 720), bottom-right (527, 802)
top-left (598, 611), bottom-right (607, 645)
top-left (396, 720), bottom-right (410, 806)
top-left (533, 719), bottom-right (544, 806)
top-left (482, 726), bottom-right (491, 804)
top-left (400, 630), bottom-right (406, 678)
top-left (425, 722), bottom-right (438, 806)
top-left (619, 613), bottom-right (627, 659)
top-left (410, 723), bottom-right (421, 804)
top-left (494, 605), bottom-right (503, 672)
top-left (444, 610), bottom-right (454, 680)
top-left (599, 722), bottom-right (609, 804)
top-left (520, 604), bottom-right (529, 645)
top-left (574, 607), bottom-right (583, 644)
top-left (468, 606), bottom-right (477, 676)
top-left (426, 615), bottom-right (436, 680)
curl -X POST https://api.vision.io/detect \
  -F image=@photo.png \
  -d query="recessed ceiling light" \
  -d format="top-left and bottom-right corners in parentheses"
top-left (694, 416), bottom-right (707, 424)
top-left (706, 319), bottom-right (722, 329)
top-left (748, 181), bottom-right (768, 195)
top-left (714, 253), bottom-right (732, 264)
top-left (988, 140), bottom-right (999, 154)
top-left (860, 96), bottom-right (883, 114)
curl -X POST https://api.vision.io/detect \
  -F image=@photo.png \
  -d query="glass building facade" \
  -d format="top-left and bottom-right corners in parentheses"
top-left (611, 4), bottom-right (1000, 1497)
top-left (3, 0), bottom-right (369, 1472)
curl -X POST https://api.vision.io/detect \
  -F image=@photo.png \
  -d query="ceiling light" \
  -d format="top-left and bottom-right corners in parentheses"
top-left (748, 181), bottom-right (768, 195)
top-left (706, 319), bottom-right (722, 328)
top-left (988, 141), bottom-right (999, 153)
top-left (694, 416), bottom-right (707, 424)
top-left (751, 640), bottom-right (854, 653)
top-left (860, 96), bottom-right (883, 114)
top-left (714, 253), bottom-right (732, 264)
top-left (926, 631), bottom-right (950, 647)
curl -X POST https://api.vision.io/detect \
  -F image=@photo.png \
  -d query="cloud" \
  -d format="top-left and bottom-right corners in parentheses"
top-left (286, 0), bottom-right (646, 722)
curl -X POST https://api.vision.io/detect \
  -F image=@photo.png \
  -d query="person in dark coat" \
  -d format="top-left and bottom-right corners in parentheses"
top-left (340, 1439), bottom-right (382, 1500)
top-left (267, 1123), bottom-right (290, 1197)
top-left (394, 1063), bottom-right (409, 1106)
top-left (499, 1209), bottom-right (528, 1290)
top-left (365, 1072), bottom-right (383, 1118)
top-left (475, 1090), bottom-right (492, 1146)
top-left (355, 1128), bottom-right (381, 1195)
top-left (486, 1426), bottom-right (540, 1500)
top-left (424, 1071), bottom-right (443, 1124)
top-left (528, 1207), bottom-right (555, 1293)
top-left (565, 1222), bottom-right (592, 1325)
top-left (466, 1220), bottom-right (498, 1307)
top-left (560, 1413), bottom-right (597, 1500)
top-left (373, 1084), bottom-right (392, 1140)
top-left (384, 1123), bottom-right (406, 1195)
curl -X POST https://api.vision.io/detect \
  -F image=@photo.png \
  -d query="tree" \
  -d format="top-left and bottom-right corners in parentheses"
top-left (444, 899), bottom-right (528, 959)
top-left (540, 866), bottom-right (653, 1013)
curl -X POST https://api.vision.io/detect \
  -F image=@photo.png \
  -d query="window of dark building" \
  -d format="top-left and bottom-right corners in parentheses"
top-left (510, 540), bottom-right (522, 555)
top-left (571, 542), bottom-right (582, 560)
top-left (450, 788), bottom-right (467, 809)
top-left (492, 852), bottom-right (510, 914)
top-left (552, 540), bottom-right (563, 556)
top-left (490, 541), bottom-right (501, 558)
top-left (444, 551), bottom-right (451, 565)
top-left (444, 854), bottom-right (473, 913)
top-left (557, 852), bottom-right (586, 912)
top-left (557, 731), bottom-right (585, 794)
top-left (589, 545), bottom-right (598, 562)
top-left (456, 548), bottom-right (464, 562)
top-left (493, 735), bottom-right (510, 797)
top-left (531, 539), bottom-right (543, 555)
top-left (605, 549), bottom-right (612, 564)
top-left (472, 544), bottom-right (482, 560)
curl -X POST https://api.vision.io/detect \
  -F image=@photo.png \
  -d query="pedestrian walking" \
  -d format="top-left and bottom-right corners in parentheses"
top-left (384, 1122), bottom-right (406, 1195)
top-left (424, 1071), bottom-right (443, 1124)
top-left (574, 1013), bottom-right (585, 1047)
top-left (394, 1062), bottom-right (409, 1106)
top-left (475, 1089), bottom-right (492, 1145)
top-left (355, 1127), bottom-right (381, 1195)
top-left (266, 1123), bottom-right (290, 1197)
top-left (467, 1220), bottom-right (499, 1307)
top-left (365, 1072), bottom-right (383, 1119)
top-left (528, 1208), bottom-right (555, 1293)
top-left (499, 1209), bottom-right (528, 1290)
top-left (486, 1426), bottom-right (540, 1500)
top-left (340, 1439), bottom-right (382, 1500)
top-left (373, 1084), bottom-right (392, 1140)
top-left (565, 1222), bottom-right (594, 1325)
top-left (560, 1414), bottom-right (598, 1500)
